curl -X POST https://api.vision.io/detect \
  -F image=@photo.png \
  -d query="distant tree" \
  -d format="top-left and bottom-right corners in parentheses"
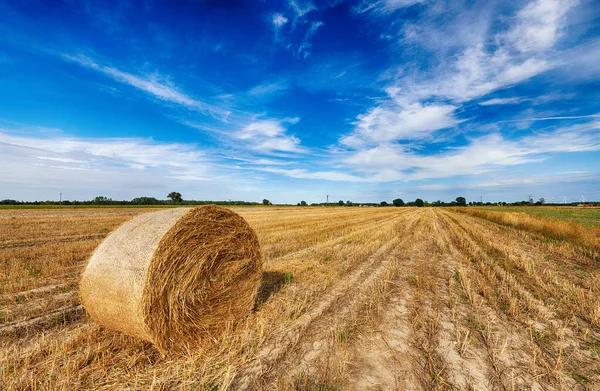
top-left (131, 197), bottom-right (161, 205)
top-left (455, 196), bottom-right (467, 206)
top-left (338, 200), bottom-right (344, 206)
top-left (300, 200), bottom-right (308, 206)
top-left (538, 197), bottom-right (545, 205)
top-left (380, 201), bottom-right (389, 206)
top-left (167, 192), bottom-right (182, 203)
top-left (93, 196), bottom-right (112, 204)
top-left (262, 199), bottom-right (271, 206)
top-left (346, 200), bottom-right (353, 206)
top-left (393, 198), bottom-right (405, 207)
top-left (415, 198), bottom-right (424, 207)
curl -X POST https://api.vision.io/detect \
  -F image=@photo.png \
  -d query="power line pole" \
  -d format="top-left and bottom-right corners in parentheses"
top-left (326, 195), bottom-right (329, 206)
top-left (59, 192), bottom-right (62, 202)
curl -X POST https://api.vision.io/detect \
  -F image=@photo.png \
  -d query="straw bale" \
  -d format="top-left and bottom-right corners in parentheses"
top-left (80, 205), bottom-right (262, 352)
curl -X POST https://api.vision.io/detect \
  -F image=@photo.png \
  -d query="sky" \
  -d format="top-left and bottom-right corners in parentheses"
top-left (1, 0), bottom-right (599, 204)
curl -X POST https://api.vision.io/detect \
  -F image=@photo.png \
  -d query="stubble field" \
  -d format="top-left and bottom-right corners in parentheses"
top-left (1, 206), bottom-right (600, 390)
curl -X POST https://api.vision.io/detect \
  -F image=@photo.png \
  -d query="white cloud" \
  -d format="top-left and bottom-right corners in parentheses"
top-left (340, 120), bottom-right (600, 182)
top-left (410, 47), bottom-right (549, 103)
top-left (499, 114), bottom-right (600, 123)
top-left (0, 130), bottom-right (252, 201)
top-left (305, 21), bottom-right (324, 38)
top-left (503, 0), bottom-right (576, 53)
top-left (272, 13), bottom-right (288, 29)
top-left (356, 0), bottom-right (425, 14)
top-left (0, 132), bottom-right (211, 172)
top-left (289, 0), bottom-right (316, 21)
top-left (339, 0), bottom-right (578, 161)
top-left (479, 97), bottom-right (523, 106)
top-left (62, 54), bottom-right (225, 117)
top-left (297, 21), bottom-right (324, 59)
top-left (258, 120), bottom-right (600, 184)
top-left (235, 118), bottom-right (303, 153)
top-left (248, 80), bottom-right (289, 96)
top-left (371, 0), bottom-right (576, 106)
top-left (479, 93), bottom-right (575, 106)
top-left (342, 102), bottom-right (459, 146)
top-left (474, 172), bottom-right (600, 188)
top-left (259, 167), bottom-right (365, 182)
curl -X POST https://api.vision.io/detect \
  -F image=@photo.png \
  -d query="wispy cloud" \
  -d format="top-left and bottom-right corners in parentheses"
top-left (355, 0), bottom-right (425, 15)
top-left (0, 131), bottom-right (211, 171)
top-left (271, 13), bottom-right (289, 39)
top-left (235, 117), bottom-right (304, 154)
top-left (378, 0), bottom-right (576, 104)
top-left (479, 93), bottom-right (576, 106)
top-left (288, 0), bottom-right (316, 28)
top-left (272, 13), bottom-right (289, 29)
top-left (62, 54), bottom-right (226, 117)
top-left (339, 120), bottom-right (600, 182)
top-left (297, 21), bottom-right (324, 59)
top-left (0, 129), bottom-right (241, 201)
top-left (479, 97), bottom-right (524, 106)
top-left (259, 167), bottom-right (365, 182)
top-left (269, 0), bottom-right (322, 59)
top-left (338, 0), bottom-right (580, 173)
top-left (341, 99), bottom-right (459, 146)
top-left (498, 114), bottom-right (600, 122)
top-left (248, 80), bottom-right (289, 96)
top-left (502, 0), bottom-right (575, 53)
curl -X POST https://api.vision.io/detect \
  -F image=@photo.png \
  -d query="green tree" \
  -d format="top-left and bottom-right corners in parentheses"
top-left (131, 197), bottom-right (161, 205)
top-left (263, 199), bottom-right (271, 206)
top-left (455, 196), bottom-right (467, 206)
top-left (300, 200), bottom-right (308, 206)
top-left (392, 198), bottom-right (405, 207)
top-left (380, 201), bottom-right (389, 206)
top-left (338, 200), bottom-right (344, 206)
top-left (93, 196), bottom-right (112, 204)
top-left (167, 192), bottom-right (182, 203)
top-left (415, 198), bottom-right (424, 207)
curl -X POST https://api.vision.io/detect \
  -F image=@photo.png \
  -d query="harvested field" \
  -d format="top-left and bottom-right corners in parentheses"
top-left (1, 206), bottom-right (600, 390)
top-left (474, 206), bottom-right (600, 228)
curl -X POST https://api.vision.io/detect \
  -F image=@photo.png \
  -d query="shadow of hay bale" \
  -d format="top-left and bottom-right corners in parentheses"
top-left (254, 271), bottom-right (286, 310)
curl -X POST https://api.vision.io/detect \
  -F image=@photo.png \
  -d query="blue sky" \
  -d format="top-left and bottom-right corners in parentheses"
top-left (1, 0), bottom-right (599, 204)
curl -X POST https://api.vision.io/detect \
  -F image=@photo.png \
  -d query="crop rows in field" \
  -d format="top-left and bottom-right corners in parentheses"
top-left (1, 206), bottom-right (600, 390)
top-left (479, 206), bottom-right (600, 228)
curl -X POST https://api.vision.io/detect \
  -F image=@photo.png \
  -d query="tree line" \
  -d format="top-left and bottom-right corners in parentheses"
top-left (0, 193), bottom-right (260, 206)
top-left (293, 197), bottom-right (467, 207)
top-left (2, 194), bottom-right (596, 207)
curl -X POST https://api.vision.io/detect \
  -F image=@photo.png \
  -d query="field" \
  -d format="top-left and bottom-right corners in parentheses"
top-left (478, 206), bottom-right (600, 228)
top-left (1, 206), bottom-right (600, 390)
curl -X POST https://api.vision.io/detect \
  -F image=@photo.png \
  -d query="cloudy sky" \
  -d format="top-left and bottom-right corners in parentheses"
top-left (1, 0), bottom-right (599, 204)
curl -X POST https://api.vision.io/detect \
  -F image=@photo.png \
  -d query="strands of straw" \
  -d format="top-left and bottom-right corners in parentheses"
top-left (80, 206), bottom-right (263, 353)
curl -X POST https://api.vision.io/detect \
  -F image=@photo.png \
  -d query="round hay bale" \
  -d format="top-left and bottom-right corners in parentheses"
top-left (79, 205), bottom-right (262, 352)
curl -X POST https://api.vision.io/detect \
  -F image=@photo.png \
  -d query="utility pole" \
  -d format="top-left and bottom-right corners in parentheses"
top-left (480, 196), bottom-right (482, 204)
top-left (326, 195), bottom-right (329, 206)
top-left (59, 192), bottom-right (62, 202)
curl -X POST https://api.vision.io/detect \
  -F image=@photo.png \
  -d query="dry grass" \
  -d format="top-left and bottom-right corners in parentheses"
top-left (1, 206), bottom-right (600, 390)
top-left (146, 206), bottom-right (262, 353)
top-left (452, 207), bottom-right (600, 258)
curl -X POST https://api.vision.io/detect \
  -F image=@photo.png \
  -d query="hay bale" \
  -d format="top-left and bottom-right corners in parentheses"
top-left (79, 205), bottom-right (262, 352)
